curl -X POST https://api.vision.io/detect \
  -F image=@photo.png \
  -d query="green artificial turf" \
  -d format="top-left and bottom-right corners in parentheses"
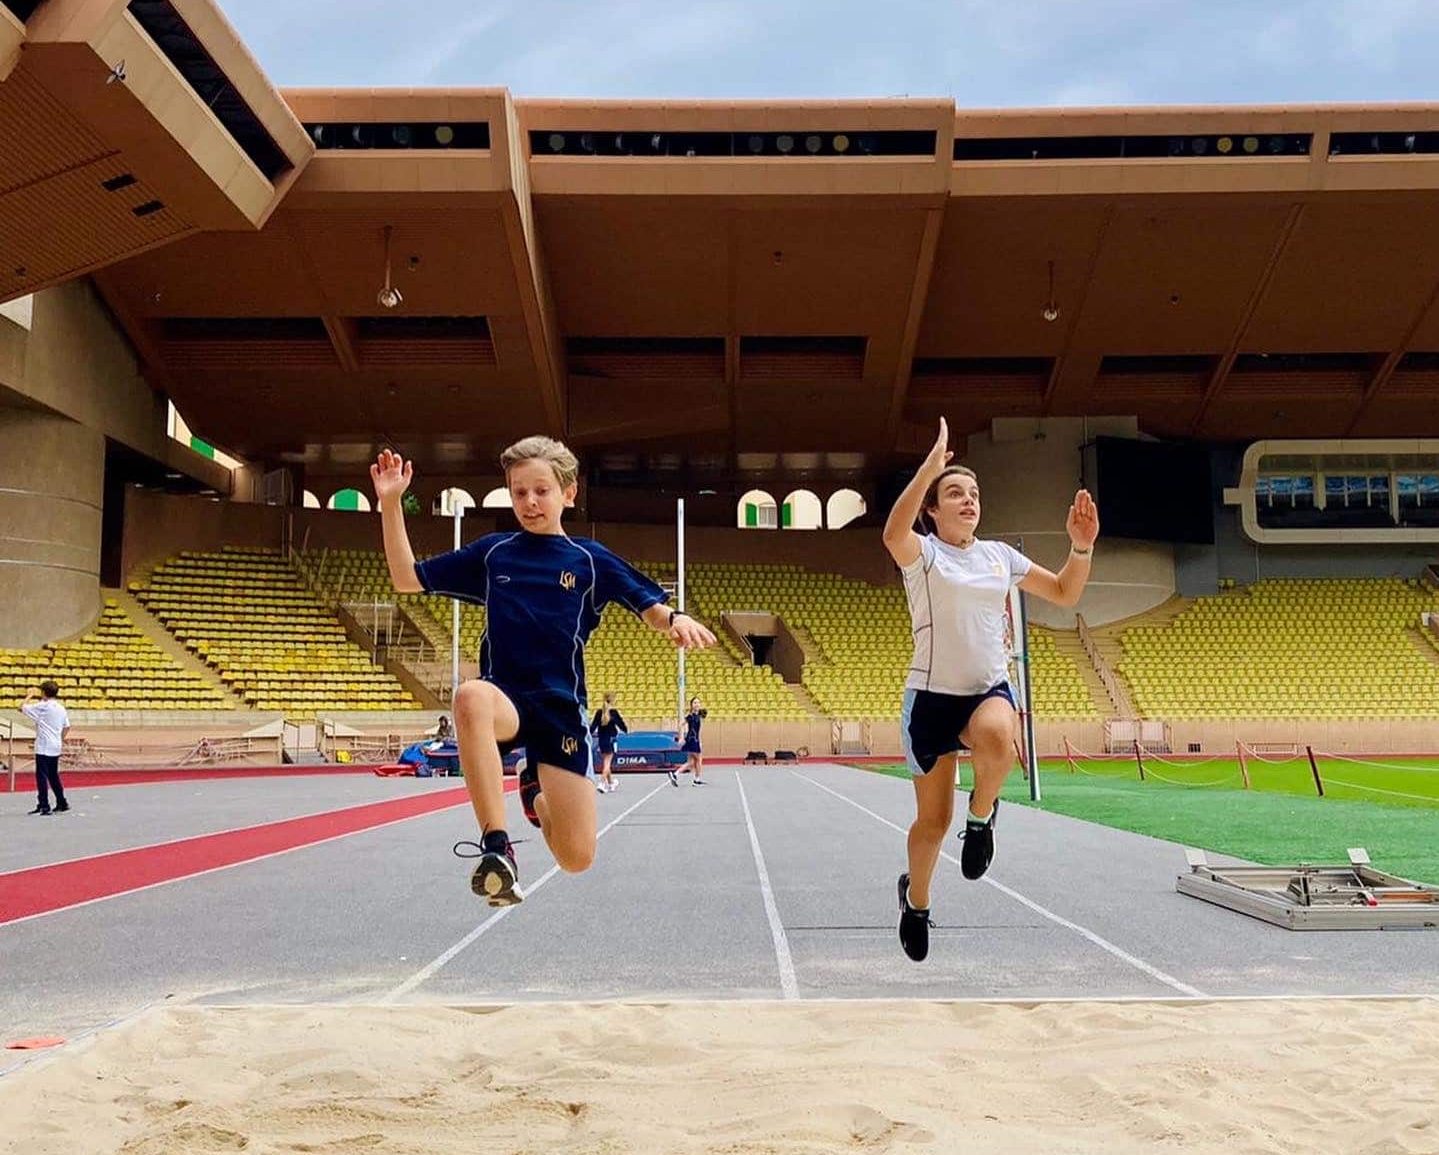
top-left (854, 754), bottom-right (1439, 885)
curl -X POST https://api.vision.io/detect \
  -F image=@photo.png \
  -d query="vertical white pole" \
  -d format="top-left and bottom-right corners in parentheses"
top-left (451, 502), bottom-right (463, 702)
top-left (677, 497), bottom-right (686, 728)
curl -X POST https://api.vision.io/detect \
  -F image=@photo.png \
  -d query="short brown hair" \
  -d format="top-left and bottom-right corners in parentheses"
top-left (40, 680), bottom-right (59, 698)
top-left (500, 435), bottom-right (579, 489)
top-left (919, 465), bottom-right (978, 532)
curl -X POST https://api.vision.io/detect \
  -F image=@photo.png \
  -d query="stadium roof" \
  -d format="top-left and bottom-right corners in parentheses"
top-left (4, 0), bottom-right (1439, 477)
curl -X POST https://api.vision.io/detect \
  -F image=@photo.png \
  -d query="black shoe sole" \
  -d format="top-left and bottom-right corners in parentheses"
top-left (960, 798), bottom-right (998, 880)
top-left (470, 854), bottom-right (524, 907)
top-left (897, 872), bottom-right (930, 962)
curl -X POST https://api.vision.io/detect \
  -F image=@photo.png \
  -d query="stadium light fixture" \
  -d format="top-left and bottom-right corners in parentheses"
top-left (1041, 260), bottom-right (1059, 323)
top-left (377, 225), bottom-right (403, 310)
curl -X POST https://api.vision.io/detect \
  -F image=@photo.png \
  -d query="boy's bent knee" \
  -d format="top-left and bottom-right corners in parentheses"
top-left (552, 842), bottom-right (595, 873)
top-left (453, 680), bottom-right (497, 720)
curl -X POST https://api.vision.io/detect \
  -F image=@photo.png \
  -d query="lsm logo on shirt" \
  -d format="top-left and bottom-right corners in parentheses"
top-left (559, 571), bottom-right (577, 590)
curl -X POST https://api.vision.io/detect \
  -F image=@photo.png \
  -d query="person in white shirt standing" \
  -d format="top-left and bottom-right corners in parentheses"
top-left (881, 419), bottom-right (1099, 962)
top-left (21, 680), bottom-right (70, 816)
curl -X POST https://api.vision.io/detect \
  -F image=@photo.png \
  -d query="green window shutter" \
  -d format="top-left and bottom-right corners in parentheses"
top-left (781, 502), bottom-right (792, 528)
top-left (745, 503), bottom-right (757, 527)
top-left (190, 437), bottom-right (216, 459)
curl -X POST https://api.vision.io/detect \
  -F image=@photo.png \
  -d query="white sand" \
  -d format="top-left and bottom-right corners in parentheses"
top-left (2, 998), bottom-right (1437, 1155)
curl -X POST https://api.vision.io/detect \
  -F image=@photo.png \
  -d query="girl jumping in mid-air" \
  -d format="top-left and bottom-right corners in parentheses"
top-left (373, 436), bottom-right (715, 907)
top-left (881, 418), bottom-right (1098, 962)
top-left (589, 691), bottom-right (627, 793)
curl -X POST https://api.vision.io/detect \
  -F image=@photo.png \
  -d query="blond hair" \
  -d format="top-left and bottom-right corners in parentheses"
top-left (920, 465), bottom-right (978, 532)
top-left (500, 435), bottom-right (579, 489)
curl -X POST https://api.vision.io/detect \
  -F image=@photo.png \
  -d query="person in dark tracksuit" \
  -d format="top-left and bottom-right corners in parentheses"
top-left (589, 691), bottom-right (627, 793)
top-left (671, 695), bottom-right (707, 787)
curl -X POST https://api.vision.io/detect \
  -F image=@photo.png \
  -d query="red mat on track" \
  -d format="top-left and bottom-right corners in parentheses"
top-left (0, 784), bottom-right (503, 926)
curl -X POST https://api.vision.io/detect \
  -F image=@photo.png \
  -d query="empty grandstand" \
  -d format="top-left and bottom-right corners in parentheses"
top-left (134, 547), bottom-right (418, 716)
top-left (1115, 579), bottom-right (1439, 719)
top-left (0, 598), bottom-right (232, 711)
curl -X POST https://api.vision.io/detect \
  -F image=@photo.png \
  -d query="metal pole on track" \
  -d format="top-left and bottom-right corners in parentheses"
top-left (676, 497), bottom-right (686, 730)
top-left (1011, 537), bottom-right (1040, 802)
top-left (451, 503), bottom-right (463, 702)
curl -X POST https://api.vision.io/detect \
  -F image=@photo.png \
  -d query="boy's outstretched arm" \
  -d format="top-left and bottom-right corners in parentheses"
top-left (641, 603), bottom-right (716, 650)
top-left (371, 449), bottom-right (423, 593)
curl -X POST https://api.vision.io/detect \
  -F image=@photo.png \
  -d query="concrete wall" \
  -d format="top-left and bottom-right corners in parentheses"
top-left (0, 412), bottom-right (104, 647)
top-left (961, 417), bottom-right (1177, 627)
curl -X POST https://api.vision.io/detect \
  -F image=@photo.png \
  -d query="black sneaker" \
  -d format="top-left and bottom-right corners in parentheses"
top-left (897, 872), bottom-right (932, 962)
top-left (454, 839), bottom-right (524, 907)
top-left (667, 769), bottom-right (679, 787)
top-left (53, 802), bottom-right (70, 813)
top-left (28, 806), bottom-right (51, 816)
top-left (959, 796), bottom-right (998, 880)
top-left (517, 761), bottom-right (542, 829)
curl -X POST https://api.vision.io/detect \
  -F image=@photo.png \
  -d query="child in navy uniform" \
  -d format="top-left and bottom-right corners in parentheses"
top-left (671, 695), bottom-right (707, 786)
top-left (373, 436), bottom-right (715, 906)
top-left (589, 691), bottom-right (627, 793)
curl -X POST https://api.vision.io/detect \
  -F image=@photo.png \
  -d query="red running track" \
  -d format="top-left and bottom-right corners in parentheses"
top-left (1, 766), bottom-right (388, 792)
top-left (0, 783), bottom-right (512, 926)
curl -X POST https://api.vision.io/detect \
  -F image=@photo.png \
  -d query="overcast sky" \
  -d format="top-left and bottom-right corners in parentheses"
top-left (222, 0), bottom-right (1438, 106)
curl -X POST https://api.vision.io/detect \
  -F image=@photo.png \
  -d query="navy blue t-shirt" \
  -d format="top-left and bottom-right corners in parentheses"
top-left (415, 531), bottom-right (667, 704)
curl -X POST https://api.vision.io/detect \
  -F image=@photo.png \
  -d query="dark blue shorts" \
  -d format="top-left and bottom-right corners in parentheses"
top-left (681, 738), bottom-right (702, 755)
top-left (595, 737), bottom-right (617, 756)
top-left (901, 682), bottom-right (1014, 776)
top-left (490, 682), bottom-right (592, 777)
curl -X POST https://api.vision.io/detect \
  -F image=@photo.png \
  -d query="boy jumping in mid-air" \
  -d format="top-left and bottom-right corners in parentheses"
top-left (372, 436), bottom-right (715, 906)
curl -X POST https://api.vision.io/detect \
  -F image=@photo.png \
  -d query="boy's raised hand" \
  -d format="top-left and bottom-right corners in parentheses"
top-left (670, 616), bottom-right (717, 652)
top-left (370, 449), bottom-right (413, 507)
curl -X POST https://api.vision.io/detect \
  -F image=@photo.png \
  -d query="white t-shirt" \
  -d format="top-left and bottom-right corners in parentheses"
top-left (901, 535), bottom-right (1032, 696)
top-left (21, 698), bottom-right (69, 757)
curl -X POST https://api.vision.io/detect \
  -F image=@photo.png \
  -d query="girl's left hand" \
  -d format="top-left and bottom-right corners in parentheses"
top-left (1067, 489), bottom-right (1100, 550)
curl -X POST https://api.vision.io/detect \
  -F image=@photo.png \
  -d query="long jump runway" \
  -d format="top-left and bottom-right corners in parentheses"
top-left (3, 763), bottom-right (1437, 1062)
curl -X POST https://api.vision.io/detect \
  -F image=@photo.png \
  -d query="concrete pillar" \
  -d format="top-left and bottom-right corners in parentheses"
top-left (0, 411), bottom-right (104, 648)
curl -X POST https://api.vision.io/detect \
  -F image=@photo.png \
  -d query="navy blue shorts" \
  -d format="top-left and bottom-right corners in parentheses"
top-left (681, 738), bottom-right (702, 755)
top-left (901, 682), bottom-right (1014, 776)
top-left (489, 682), bottom-right (592, 777)
top-left (595, 737), bottom-right (617, 756)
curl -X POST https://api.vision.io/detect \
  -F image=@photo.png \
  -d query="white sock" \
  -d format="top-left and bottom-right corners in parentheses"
top-left (967, 804), bottom-right (993, 824)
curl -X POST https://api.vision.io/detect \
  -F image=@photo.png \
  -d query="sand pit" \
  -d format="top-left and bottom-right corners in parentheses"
top-left (2, 997), bottom-right (1436, 1154)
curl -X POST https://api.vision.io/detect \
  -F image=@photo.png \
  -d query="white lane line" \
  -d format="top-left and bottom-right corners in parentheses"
top-left (382, 781), bottom-right (668, 1002)
top-left (736, 772), bottom-right (799, 1000)
top-left (791, 770), bottom-right (1207, 999)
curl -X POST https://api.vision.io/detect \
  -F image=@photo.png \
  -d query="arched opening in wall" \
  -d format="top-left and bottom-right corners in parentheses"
top-left (433, 487), bottom-right (477, 516)
top-left (327, 488), bottom-right (371, 512)
top-left (737, 489), bottom-right (778, 529)
top-left (826, 488), bottom-right (866, 529)
top-left (781, 489), bottom-right (822, 530)
top-left (302, 490), bottom-right (321, 509)
top-left (482, 486), bottom-right (510, 509)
